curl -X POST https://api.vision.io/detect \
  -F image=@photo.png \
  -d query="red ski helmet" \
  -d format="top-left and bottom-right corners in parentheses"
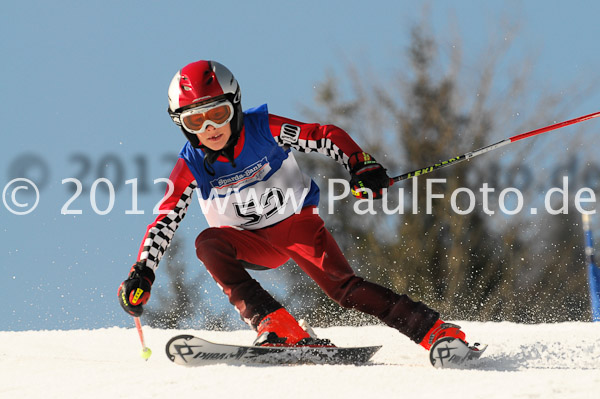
top-left (168, 60), bottom-right (243, 148)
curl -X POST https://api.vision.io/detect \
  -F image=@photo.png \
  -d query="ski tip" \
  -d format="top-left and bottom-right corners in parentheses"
top-left (429, 337), bottom-right (486, 369)
top-left (165, 334), bottom-right (197, 363)
top-left (471, 342), bottom-right (488, 353)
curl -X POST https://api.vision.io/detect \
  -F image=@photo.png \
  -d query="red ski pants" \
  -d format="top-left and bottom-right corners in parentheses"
top-left (195, 206), bottom-right (438, 343)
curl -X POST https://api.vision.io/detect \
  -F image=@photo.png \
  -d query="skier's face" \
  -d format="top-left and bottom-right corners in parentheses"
top-left (196, 123), bottom-right (232, 151)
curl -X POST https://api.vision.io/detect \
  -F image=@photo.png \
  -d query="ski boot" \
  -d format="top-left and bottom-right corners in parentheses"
top-left (419, 319), bottom-right (467, 350)
top-left (420, 319), bottom-right (486, 368)
top-left (253, 308), bottom-right (334, 347)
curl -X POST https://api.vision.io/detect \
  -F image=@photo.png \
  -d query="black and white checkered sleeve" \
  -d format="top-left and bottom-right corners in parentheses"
top-left (275, 123), bottom-right (354, 172)
top-left (138, 181), bottom-right (197, 270)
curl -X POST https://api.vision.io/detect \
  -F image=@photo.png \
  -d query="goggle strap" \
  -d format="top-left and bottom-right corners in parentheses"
top-left (167, 107), bottom-right (182, 126)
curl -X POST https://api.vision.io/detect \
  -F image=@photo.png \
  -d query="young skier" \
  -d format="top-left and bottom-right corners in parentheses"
top-left (118, 60), bottom-right (468, 351)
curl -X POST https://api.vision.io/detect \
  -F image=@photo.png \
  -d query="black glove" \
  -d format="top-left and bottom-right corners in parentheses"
top-left (118, 262), bottom-right (155, 317)
top-left (348, 152), bottom-right (391, 199)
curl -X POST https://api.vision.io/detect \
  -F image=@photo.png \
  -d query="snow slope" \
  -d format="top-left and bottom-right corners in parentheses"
top-left (1, 322), bottom-right (599, 399)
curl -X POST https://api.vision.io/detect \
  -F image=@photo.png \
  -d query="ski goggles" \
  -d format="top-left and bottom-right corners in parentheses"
top-left (179, 99), bottom-right (234, 134)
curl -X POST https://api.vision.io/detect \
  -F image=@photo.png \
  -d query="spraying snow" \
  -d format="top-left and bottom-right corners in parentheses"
top-left (1, 321), bottom-right (598, 399)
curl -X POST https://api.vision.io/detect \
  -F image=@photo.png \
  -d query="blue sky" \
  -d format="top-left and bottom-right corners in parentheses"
top-left (2, 0), bottom-right (600, 331)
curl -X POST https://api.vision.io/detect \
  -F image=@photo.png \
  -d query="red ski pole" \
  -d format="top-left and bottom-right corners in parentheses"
top-left (390, 111), bottom-right (600, 184)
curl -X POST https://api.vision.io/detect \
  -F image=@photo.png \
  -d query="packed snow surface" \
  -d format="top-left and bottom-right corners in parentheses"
top-left (1, 321), bottom-right (599, 399)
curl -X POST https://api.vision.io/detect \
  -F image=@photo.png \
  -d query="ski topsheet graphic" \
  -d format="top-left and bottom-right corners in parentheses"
top-left (166, 335), bottom-right (381, 366)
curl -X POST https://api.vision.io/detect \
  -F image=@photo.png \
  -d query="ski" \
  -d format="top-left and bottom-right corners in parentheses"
top-left (165, 335), bottom-right (381, 366)
top-left (429, 337), bottom-right (487, 368)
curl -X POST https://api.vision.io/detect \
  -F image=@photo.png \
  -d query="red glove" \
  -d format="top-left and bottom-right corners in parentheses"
top-left (118, 262), bottom-right (155, 317)
top-left (348, 152), bottom-right (390, 199)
